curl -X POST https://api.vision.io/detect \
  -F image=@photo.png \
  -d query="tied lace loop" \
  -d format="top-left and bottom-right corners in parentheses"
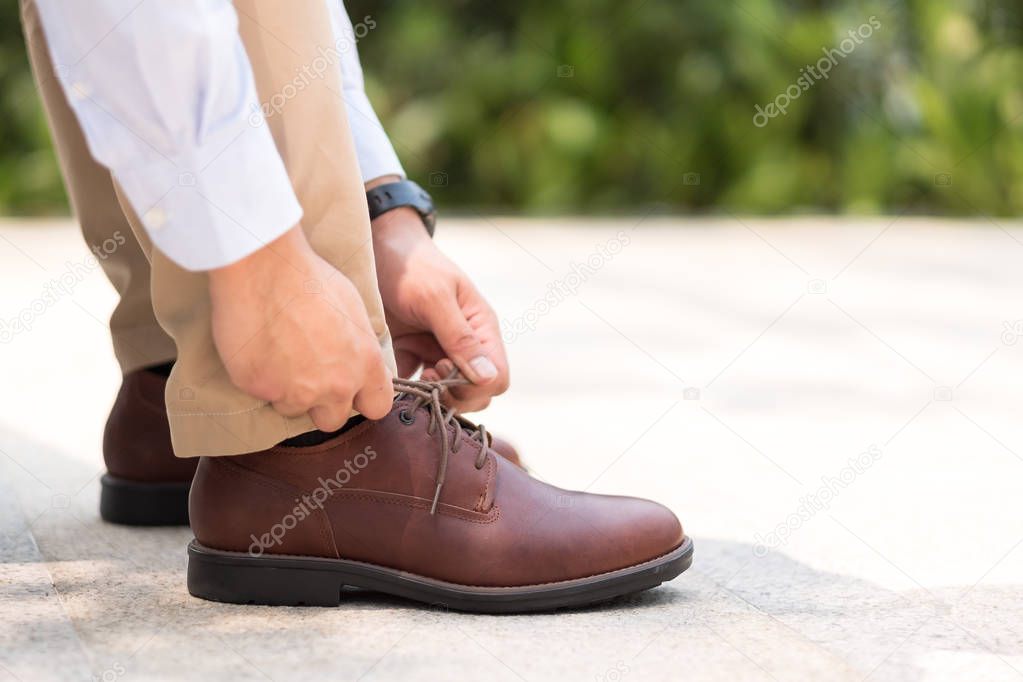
top-left (393, 374), bottom-right (489, 515)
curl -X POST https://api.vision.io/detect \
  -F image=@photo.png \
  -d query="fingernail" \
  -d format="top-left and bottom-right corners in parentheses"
top-left (469, 356), bottom-right (498, 381)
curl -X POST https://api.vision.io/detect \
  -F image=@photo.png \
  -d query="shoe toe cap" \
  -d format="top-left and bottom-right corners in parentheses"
top-left (551, 492), bottom-right (685, 577)
top-left (608, 495), bottom-right (685, 565)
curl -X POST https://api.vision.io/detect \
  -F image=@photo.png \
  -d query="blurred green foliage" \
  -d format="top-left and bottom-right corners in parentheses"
top-left (4, 0), bottom-right (1023, 215)
top-left (0, 0), bottom-right (66, 214)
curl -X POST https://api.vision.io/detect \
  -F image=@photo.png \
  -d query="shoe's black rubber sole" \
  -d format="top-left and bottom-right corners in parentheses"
top-left (187, 536), bottom-right (693, 613)
top-left (99, 474), bottom-right (190, 526)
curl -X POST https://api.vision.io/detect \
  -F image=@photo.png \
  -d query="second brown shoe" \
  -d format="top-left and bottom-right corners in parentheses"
top-left (186, 377), bottom-right (692, 613)
top-left (100, 368), bottom-right (197, 526)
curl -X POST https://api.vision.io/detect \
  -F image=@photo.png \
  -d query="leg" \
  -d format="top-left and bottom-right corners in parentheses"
top-left (21, 0), bottom-right (198, 525)
top-left (113, 0), bottom-right (396, 457)
top-left (19, 0), bottom-right (176, 373)
top-left (21, 0), bottom-right (394, 530)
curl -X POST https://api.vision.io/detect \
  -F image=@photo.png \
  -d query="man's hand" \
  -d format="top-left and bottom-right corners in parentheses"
top-left (371, 207), bottom-right (509, 412)
top-left (208, 226), bottom-right (394, 431)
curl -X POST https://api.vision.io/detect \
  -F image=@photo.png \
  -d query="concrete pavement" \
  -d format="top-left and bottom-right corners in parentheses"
top-left (1, 216), bottom-right (1021, 681)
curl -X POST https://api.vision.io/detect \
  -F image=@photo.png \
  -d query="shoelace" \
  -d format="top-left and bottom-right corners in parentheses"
top-left (393, 374), bottom-right (489, 514)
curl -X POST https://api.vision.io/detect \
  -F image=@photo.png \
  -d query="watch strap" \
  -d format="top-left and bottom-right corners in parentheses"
top-left (366, 180), bottom-right (436, 236)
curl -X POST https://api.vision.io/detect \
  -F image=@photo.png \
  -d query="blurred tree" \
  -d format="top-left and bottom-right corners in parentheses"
top-left (0, 0), bottom-right (65, 214)
top-left (3, 0), bottom-right (1023, 215)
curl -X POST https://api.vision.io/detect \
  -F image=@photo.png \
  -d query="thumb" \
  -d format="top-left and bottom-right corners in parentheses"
top-left (422, 295), bottom-right (498, 385)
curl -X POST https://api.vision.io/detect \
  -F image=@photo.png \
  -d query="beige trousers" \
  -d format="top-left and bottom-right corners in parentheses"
top-left (21, 0), bottom-right (395, 457)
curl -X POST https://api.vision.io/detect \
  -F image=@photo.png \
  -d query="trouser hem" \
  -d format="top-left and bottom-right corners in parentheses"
top-left (167, 404), bottom-right (320, 457)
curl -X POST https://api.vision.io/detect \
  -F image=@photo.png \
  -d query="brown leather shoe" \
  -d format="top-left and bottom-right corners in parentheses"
top-left (98, 370), bottom-right (523, 526)
top-left (186, 377), bottom-right (691, 612)
top-left (99, 369), bottom-right (197, 525)
top-left (490, 435), bottom-right (523, 468)
top-left (458, 414), bottom-right (524, 469)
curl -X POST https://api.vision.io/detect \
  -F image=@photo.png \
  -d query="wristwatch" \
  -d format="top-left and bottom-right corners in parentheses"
top-left (365, 179), bottom-right (437, 237)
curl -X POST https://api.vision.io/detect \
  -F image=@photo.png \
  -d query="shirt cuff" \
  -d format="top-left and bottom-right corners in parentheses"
top-left (344, 88), bottom-right (405, 183)
top-left (114, 122), bottom-right (303, 272)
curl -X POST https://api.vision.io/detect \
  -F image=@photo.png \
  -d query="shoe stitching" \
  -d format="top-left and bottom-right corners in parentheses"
top-left (167, 403), bottom-right (268, 418)
top-left (323, 489), bottom-right (501, 525)
top-left (215, 458), bottom-right (499, 524)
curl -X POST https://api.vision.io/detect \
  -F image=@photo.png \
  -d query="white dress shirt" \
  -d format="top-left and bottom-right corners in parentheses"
top-left (35, 0), bottom-right (404, 271)
top-left (327, 3), bottom-right (405, 183)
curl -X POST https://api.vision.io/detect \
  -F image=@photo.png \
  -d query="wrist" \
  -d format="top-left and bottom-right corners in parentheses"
top-left (365, 178), bottom-right (436, 237)
top-left (371, 207), bottom-right (432, 246)
top-left (209, 225), bottom-right (310, 292)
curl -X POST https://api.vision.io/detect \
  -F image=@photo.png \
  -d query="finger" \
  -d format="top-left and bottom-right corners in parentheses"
top-left (436, 358), bottom-right (457, 380)
top-left (393, 333), bottom-right (446, 364)
top-left (393, 332), bottom-right (445, 379)
top-left (270, 378), bottom-right (328, 418)
top-left (435, 358), bottom-right (494, 412)
top-left (352, 361), bottom-right (394, 420)
top-left (271, 398), bottom-right (314, 419)
top-left (465, 306), bottom-right (510, 394)
top-left (422, 295), bottom-right (498, 385)
top-left (308, 403), bottom-right (352, 432)
top-left (447, 394), bottom-right (491, 414)
top-left (394, 350), bottom-right (421, 379)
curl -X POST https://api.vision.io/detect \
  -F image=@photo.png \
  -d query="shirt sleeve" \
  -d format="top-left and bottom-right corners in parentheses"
top-left (328, 2), bottom-right (406, 183)
top-left (34, 0), bottom-right (303, 271)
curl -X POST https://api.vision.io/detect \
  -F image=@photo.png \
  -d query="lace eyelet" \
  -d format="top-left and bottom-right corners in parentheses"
top-left (398, 409), bottom-right (416, 425)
